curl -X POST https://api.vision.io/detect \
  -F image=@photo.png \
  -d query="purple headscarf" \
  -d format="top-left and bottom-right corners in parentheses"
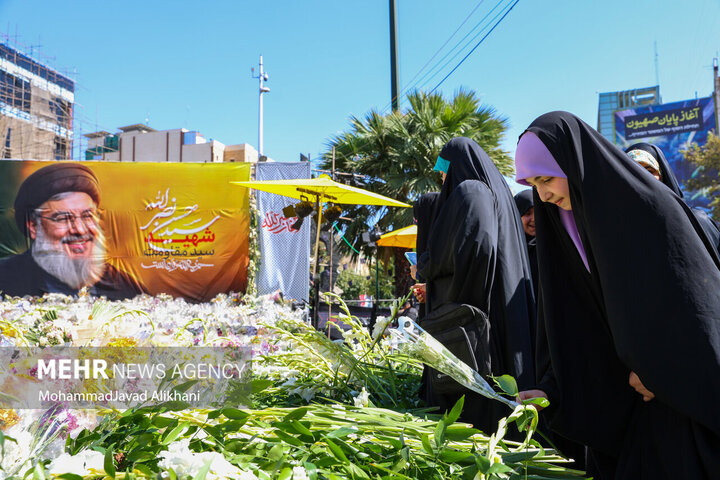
top-left (515, 132), bottom-right (589, 271)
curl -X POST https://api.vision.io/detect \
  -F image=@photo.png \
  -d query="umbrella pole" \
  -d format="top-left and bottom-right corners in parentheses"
top-left (311, 197), bottom-right (323, 329)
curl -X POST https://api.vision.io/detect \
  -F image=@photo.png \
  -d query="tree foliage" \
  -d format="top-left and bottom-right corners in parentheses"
top-left (682, 131), bottom-right (720, 218)
top-left (320, 89), bottom-right (512, 257)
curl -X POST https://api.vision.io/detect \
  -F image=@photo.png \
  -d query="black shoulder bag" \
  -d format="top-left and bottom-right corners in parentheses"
top-left (419, 302), bottom-right (492, 394)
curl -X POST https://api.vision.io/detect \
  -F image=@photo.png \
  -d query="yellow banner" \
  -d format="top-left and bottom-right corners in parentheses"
top-left (1, 160), bottom-right (250, 302)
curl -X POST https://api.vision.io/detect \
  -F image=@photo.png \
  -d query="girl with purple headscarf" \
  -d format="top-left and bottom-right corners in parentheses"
top-left (514, 111), bottom-right (720, 480)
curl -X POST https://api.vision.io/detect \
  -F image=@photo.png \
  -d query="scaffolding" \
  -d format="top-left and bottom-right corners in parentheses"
top-left (0, 38), bottom-right (74, 160)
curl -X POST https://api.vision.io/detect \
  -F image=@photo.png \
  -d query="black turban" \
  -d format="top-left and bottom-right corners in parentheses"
top-left (513, 188), bottom-right (534, 216)
top-left (14, 162), bottom-right (100, 236)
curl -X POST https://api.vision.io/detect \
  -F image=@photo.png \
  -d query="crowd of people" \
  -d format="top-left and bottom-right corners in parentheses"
top-left (411, 111), bottom-right (720, 479)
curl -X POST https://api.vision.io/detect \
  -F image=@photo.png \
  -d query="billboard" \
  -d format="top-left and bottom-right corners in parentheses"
top-left (614, 96), bottom-right (716, 208)
top-left (0, 160), bottom-right (251, 302)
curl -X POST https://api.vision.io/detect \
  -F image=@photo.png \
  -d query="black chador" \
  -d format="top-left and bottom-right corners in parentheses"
top-left (521, 112), bottom-right (720, 479)
top-left (418, 137), bottom-right (535, 433)
top-left (625, 141), bottom-right (720, 256)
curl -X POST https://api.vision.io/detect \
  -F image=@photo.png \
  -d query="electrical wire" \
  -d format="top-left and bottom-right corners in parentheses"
top-left (402, 0), bottom-right (508, 99)
top-left (385, 0), bottom-right (488, 112)
top-left (430, 0), bottom-right (520, 94)
top-left (381, 0), bottom-right (506, 114)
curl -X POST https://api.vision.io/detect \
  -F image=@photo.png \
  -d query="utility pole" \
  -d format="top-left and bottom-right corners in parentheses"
top-left (389, 0), bottom-right (399, 111)
top-left (251, 55), bottom-right (270, 156)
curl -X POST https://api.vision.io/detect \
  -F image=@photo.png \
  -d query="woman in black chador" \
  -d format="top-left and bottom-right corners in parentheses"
top-left (515, 111), bottom-right (720, 479)
top-left (625, 141), bottom-right (720, 256)
top-left (411, 192), bottom-right (439, 319)
top-left (417, 137), bottom-right (535, 433)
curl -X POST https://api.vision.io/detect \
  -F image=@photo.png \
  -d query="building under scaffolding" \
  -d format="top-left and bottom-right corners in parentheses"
top-left (0, 42), bottom-right (74, 160)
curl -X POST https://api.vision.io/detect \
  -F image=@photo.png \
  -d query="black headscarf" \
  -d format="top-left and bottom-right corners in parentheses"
top-left (626, 142), bottom-right (720, 255)
top-left (513, 189), bottom-right (539, 305)
top-left (519, 112), bottom-right (720, 468)
top-left (419, 137), bottom-right (535, 388)
top-left (513, 188), bottom-right (534, 216)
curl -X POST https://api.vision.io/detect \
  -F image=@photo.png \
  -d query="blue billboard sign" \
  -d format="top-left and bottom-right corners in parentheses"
top-left (614, 96), bottom-right (716, 209)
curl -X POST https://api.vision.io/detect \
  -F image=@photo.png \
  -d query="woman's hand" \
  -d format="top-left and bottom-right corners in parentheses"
top-left (629, 371), bottom-right (655, 402)
top-left (516, 389), bottom-right (548, 410)
top-left (411, 283), bottom-right (426, 303)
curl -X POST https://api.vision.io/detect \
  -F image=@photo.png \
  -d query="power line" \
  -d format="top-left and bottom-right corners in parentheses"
top-left (403, 0), bottom-right (507, 97)
top-left (430, 0), bottom-right (520, 94)
top-left (379, 0), bottom-right (515, 114)
top-left (388, 0), bottom-right (488, 111)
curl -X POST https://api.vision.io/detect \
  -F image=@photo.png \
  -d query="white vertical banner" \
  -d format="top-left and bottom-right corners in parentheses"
top-left (256, 162), bottom-right (311, 301)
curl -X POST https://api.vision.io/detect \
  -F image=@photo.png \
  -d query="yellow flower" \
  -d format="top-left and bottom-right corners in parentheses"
top-left (0, 324), bottom-right (18, 338)
top-left (107, 337), bottom-right (138, 347)
top-left (0, 409), bottom-right (21, 430)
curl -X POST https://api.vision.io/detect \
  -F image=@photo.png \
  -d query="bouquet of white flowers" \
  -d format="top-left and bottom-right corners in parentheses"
top-left (392, 318), bottom-right (518, 409)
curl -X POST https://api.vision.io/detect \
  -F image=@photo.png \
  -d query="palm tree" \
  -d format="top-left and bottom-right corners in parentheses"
top-left (320, 89), bottom-right (512, 296)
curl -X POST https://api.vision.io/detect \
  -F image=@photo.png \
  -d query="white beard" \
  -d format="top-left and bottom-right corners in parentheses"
top-left (31, 224), bottom-right (107, 290)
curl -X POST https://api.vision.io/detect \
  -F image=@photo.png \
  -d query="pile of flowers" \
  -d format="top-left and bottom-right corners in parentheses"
top-left (0, 291), bottom-right (587, 479)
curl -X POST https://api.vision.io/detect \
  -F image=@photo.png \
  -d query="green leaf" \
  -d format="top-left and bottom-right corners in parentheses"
top-left (277, 467), bottom-right (293, 480)
top-left (273, 430), bottom-right (305, 447)
top-left (192, 460), bottom-right (213, 480)
top-left (222, 407), bottom-right (250, 420)
top-left (268, 444), bottom-right (284, 462)
top-left (171, 379), bottom-right (199, 393)
top-left (125, 450), bottom-right (156, 463)
top-left (134, 464), bottom-right (155, 476)
top-left (325, 438), bottom-right (349, 462)
top-left (486, 462), bottom-right (513, 474)
top-left (104, 448), bottom-right (116, 478)
top-left (304, 461), bottom-right (318, 480)
top-left (326, 426), bottom-right (358, 439)
top-left (523, 396), bottom-right (550, 408)
top-left (420, 434), bottom-right (434, 455)
top-left (56, 474), bottom-right (83, 480)
top-left (475, 454), bottom-right (491, 474)
top-left (32, 464), bottom-right (47, 480)
top-left (492, 374), bottom-right (518, 396)
top-left (444, 425), bottom-right (481, 442)
top-left (345, 462), bottom-right (371, 479)
top-left (433, 418), bottom-right (446, 449)
top-left (283, 407), bottom-right (309, 422)
top-left (291, 420), bottom-right (313, 436)
top-left (161, 423), bottom-right (188, 445)
top-left (438, 449), bottom-right (474, 463)
top-left (206, 409), bottom-right (223, 420)
top-left (202, 425), bottom-right (224, 441)
top-left (445, 395), bottom-right (464, 425)
top-left (152, 416), bottom-right (175, 428)
top-left (219, 419), bottom-right (248, 432)
top-left (252, 378), bottom-right (274, 393)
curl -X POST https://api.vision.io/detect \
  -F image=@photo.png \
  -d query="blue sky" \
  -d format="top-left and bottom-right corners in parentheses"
top-left (2, 0), bottom-right (719, 168)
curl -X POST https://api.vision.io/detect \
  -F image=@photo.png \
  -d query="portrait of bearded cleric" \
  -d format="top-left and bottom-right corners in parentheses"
top-left (0, 163), bottom-right (144, 300)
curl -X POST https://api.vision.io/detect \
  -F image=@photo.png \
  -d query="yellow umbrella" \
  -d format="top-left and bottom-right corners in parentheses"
top-left (233, 174), bottom-right (410, 279)
top-left (377, 225), bottom-right (417, 248)
top-left (233, 174), bottom-right (410, 208)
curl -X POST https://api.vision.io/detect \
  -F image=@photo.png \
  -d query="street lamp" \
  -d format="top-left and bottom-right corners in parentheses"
top-left (251, 55), bottom-right (270, 156)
